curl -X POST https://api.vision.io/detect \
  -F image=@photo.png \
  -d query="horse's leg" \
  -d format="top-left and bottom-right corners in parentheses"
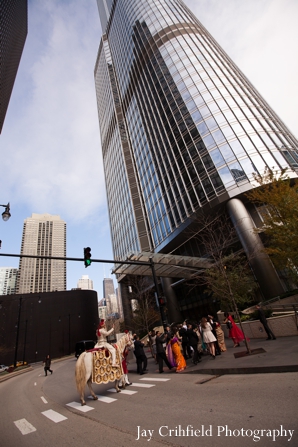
top-left (115, 379), bottom-right (121, 393)
top-left (87, 378), bottom-right (98, 401)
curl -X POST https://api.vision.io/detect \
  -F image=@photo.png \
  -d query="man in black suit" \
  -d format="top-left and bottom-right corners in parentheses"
top-left (179, 322), bottom-right (192, 359)
top-left (155, 330), bottom-right (173, 373)
top-left (187, 324), bottom-right (201, 365)
top-left (133, 335), bottom-right (148, 374)
top-left (256, 305), bottom-right (276, 340)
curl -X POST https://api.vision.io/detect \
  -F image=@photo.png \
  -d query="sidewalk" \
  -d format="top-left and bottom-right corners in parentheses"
top-left (142, 336), bottom-right (298, 376)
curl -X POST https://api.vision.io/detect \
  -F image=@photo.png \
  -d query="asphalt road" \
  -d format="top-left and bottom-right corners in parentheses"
top-left (0, 357), bottom-right (297, 447)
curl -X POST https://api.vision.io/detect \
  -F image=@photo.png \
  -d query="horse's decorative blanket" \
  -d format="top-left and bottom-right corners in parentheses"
top-left (90, 346), bottom-right (123, 384)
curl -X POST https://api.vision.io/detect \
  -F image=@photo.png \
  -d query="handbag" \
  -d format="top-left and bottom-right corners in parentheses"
top-left (226, 320), bottom-right (233, 330)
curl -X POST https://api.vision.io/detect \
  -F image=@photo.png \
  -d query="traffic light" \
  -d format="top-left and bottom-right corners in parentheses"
top-left (84, 247), bottom-right (92, 267)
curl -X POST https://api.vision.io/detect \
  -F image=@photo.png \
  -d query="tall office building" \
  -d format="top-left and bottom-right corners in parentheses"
top-left (17, 213), bottom-right (66, 293)
top-left (0, 267), bottom-right (18, 295)
top-left (94, 0), bottom-right (298, 321)
top-left (0, 0), bottom-right (28, 133)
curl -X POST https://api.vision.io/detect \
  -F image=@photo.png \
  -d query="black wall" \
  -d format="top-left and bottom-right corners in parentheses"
top-left (0, 289), bottom-right (98, 365)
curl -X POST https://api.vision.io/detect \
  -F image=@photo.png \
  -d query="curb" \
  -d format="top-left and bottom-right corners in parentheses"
top-left (0, 366), bottom-right (33, 383)
top-left (184, 365), bottom-right (298, 375)
top-left (0, 356), bottom-right (74, 383)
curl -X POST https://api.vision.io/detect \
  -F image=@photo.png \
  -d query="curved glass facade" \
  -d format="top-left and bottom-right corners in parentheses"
top-left (95, 0), bottom-right (298, 260)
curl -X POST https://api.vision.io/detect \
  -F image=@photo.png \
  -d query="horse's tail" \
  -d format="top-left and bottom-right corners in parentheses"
top-left (75, 352), bottom-right (87, 395)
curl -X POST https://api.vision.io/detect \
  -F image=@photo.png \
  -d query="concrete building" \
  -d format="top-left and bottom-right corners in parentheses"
top-left (17, 213), bottom-right (66, 294)
top-left (98, 304), bottom-right (108, 321)
top-left (0, 267), bottom-right (18, 295)
top-left (77, 275), bottom-right (94, 290)
top-left (107, 293), bottom-right (118, 315)
top-left (94, 0), bottom-right (298, 323)
top-left (0, 0), bottom-right (27, 133)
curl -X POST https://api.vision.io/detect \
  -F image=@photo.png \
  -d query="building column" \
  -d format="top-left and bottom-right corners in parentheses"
top-left (160, 277), bottom-right (183, 323)
top-left (226, 198), bottom-right (284, 300)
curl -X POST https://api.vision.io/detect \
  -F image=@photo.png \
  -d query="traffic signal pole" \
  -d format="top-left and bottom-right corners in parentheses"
top-left (0, 253), bottom-right (168, 327)
top-left (0, 252), bottom-right (152, 266)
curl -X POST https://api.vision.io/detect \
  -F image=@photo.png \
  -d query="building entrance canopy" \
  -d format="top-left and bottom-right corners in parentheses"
top-left (112, 251), bottom-right (212, 280)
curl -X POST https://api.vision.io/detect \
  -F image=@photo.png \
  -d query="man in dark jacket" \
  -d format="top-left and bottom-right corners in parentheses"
top-left (133, 335), bottom-right (148, 374)
top-left (179, 322), bottom-right (192, 359)
top-left (155, 330), bottom-right (173, 373)
top-left (43, 354), bottom-right (53, 376)
top-left (187, 324), bottom-right (201, 365)
top-left (256, 305), bottom-right (276, 340)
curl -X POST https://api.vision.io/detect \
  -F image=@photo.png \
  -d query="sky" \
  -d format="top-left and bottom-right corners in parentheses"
top-left (0, 0), bottom-right (297, 298)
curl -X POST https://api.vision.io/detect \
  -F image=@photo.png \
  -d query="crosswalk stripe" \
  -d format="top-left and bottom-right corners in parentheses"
top-left (14, 419), bottom-right (36, 435)
top-left (88, 395), bottom-right (117, 403)
top-left (107, 388), bottom-right (137, 395)
top-left (139, 377), bottom-right (170, 382)
top-left (66, 401), bottom-right (94, 412)
top-left (41, 409), bottom-right (67, 423)
top-left (129, 383), bottom-right (155, 388)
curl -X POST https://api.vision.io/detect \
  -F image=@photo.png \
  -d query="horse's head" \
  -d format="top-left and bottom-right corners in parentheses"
top-left (124, 330), bottom-right (133, 347)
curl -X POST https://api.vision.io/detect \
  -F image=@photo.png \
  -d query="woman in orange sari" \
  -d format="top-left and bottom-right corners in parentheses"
top-left (170, 334), bottom-right (186, 373)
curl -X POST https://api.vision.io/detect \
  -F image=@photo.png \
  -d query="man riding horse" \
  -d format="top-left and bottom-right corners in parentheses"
top-left (94, 319), bottom-right (118, 367)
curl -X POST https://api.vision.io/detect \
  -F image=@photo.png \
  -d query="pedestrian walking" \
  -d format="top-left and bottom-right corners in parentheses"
top-left (43, 354), bottom-right (53, 376)
top-left (256, 304), bottom-right (276, 340)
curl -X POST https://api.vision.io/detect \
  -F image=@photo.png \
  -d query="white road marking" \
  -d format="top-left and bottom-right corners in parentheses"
top-left (41, 409), bottom-right (67, 423)
top-left (14, 419), bottom-right (36, 435)
top-left (66, 401), bottom-right (94, 412)
top-left (89, 395), bottom-right (117, 403)
top-left (139, 377), bottom-right (170, 382)
top-left (129, 383), bottom-right (155, 388)
top-left (34, 382), bottom-right (37, 386)
top-left (41, 396), bottom-right (48, 404)
top-left (107, 388), bottom-right (137, 395)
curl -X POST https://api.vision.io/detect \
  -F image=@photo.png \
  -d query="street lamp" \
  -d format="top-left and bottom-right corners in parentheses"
top-left (0, 203), bottom-right (11, 221)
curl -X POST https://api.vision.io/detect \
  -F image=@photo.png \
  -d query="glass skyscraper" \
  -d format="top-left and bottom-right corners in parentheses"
top-left (94, 0), bottom-right (298, 321)
top-left (0, 0), bottom-right (27, 133)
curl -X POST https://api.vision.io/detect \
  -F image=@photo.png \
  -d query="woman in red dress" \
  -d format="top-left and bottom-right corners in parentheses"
top-left (224, 312), bottom-right (247, 347)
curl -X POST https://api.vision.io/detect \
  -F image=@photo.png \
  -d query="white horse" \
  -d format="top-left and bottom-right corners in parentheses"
top-left (75, 332), bottom-right (133, 406)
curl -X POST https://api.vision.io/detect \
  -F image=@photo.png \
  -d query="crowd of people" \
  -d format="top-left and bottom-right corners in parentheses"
top-left (137, 313), bottom-right (248, 373)
top-left (89, 314), bottom-right (248, 381)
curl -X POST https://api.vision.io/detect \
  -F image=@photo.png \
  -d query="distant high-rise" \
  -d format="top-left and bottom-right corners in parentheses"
top-left (77, 275), bottom-right (94, 290)
top-left (103, 277), bottom-right (115, 299)
top-left (107, 293), bottom-right (118, 315)
top-left (0, 0), bottom-right (28, 133)
top-left (17, 213), bottom-right (66, 293)
top-left (95, 0), bottom-right (298, 321)
top-left (0, 267), bottom-right (18, 295)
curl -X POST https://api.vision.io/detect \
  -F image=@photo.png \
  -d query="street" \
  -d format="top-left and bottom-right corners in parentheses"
top-left (0, 355), bottom-right (297, 447)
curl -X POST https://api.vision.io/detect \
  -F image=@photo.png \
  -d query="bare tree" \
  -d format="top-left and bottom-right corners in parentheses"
top-left (185, 210), bottom-right (259, 353)
top-left (127, 276), bottom-right (161, 340)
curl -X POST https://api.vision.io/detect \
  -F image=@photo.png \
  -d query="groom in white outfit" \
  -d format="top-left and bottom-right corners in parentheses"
top-left (95, 319), bottom-right (118, 367)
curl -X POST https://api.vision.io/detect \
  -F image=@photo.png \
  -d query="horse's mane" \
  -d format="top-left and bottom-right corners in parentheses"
top-left (115, 332), bottom-right (131, 353)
